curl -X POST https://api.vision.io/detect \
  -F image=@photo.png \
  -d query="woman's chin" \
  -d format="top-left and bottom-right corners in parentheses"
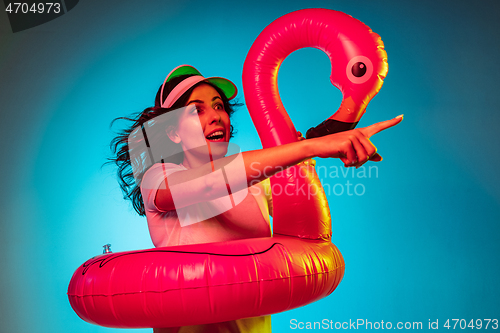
top-left (207, 140), bottom-right (230, 158)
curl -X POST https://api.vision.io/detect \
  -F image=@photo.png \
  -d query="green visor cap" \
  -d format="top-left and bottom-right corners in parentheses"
top-left (165, 65), bottom-right (237, 101)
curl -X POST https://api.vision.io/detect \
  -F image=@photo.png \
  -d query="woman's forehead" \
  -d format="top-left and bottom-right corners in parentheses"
top-left (187, 83), bottom-right (222, 103)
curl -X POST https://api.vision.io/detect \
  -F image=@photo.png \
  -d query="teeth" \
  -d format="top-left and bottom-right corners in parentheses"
top-left (207, 131), bottom-right (224, 139)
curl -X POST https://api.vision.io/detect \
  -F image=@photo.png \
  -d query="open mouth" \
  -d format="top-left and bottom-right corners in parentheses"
top-left (205, 130), bottom-right (225, 142)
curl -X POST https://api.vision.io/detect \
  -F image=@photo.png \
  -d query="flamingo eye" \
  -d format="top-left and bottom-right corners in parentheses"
top-left (352, 62), bottom-right (367, 77)
top-left (346, 56), bottom-right (373, 84)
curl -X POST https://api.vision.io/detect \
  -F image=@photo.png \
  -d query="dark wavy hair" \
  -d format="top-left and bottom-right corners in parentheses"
top-left (107, 74), bottom-right (241, 216)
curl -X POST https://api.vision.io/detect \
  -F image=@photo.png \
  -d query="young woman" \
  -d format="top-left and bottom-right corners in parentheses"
top-left (110, 65), bottom-right (402, 332)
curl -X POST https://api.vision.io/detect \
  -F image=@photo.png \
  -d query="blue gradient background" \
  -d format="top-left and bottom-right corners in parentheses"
top-left (1, 0), bottom-right (499, 332)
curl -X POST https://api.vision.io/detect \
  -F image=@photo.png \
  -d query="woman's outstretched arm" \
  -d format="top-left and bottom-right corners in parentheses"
top-left (154, 115), bottom-right (403, 212)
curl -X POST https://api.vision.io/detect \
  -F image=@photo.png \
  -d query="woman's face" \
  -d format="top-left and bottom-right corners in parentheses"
top-left (172, 83), bottom-right (231, 156)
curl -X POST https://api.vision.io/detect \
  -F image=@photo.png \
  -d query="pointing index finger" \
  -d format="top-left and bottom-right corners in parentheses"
top-left (361, 114), bottom-right (404, 138)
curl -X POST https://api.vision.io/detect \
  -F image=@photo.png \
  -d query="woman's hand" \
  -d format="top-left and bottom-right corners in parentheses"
top-left (310, 115), bottom-right (403, 168)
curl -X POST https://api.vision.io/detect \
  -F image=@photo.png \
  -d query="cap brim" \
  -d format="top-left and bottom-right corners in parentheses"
top-left (165, 65), bottom-right (238, 101)
top-left (166, 65), bottom-right (202, 83)
top-left (205, 77), bottom-right (237, 101)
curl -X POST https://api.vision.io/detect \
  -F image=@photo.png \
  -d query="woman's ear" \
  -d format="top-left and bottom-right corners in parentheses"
top-left (166, 126), bottom-right (181, 144)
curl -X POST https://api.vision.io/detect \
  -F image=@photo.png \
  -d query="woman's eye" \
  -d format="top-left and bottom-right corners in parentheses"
top-left (188, 107), bottom-right (201, 116)
top-left (214, 103), bottom-right (224, 110)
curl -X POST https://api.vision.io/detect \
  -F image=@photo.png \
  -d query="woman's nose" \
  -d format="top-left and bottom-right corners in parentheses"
top-left (208, 108), bottom-right (222, 124)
